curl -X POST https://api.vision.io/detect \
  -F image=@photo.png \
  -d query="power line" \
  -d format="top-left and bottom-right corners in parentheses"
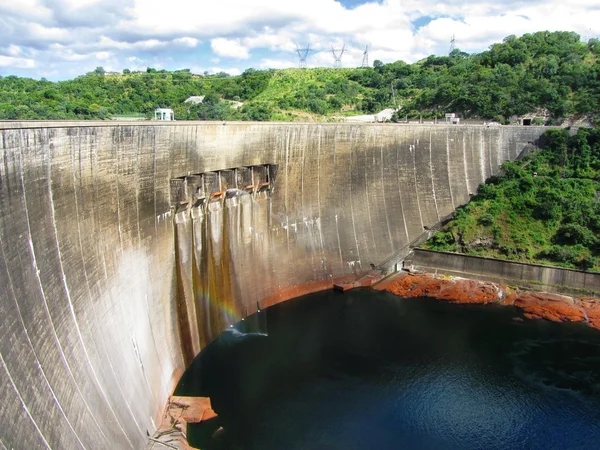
top-left (361, 45), bottom-right (369, 68)
top-left (449, 34), bottom-right (456, 55)
top-left (295, 44), bottom-right (314, 68)
top-left (331, 44), bottom-right (345, 68)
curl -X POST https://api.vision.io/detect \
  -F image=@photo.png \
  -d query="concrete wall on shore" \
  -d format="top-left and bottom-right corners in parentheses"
top-left (0, 121), bottom-right (547, 449)
top-left (412, 248), bottom-right (600, 295)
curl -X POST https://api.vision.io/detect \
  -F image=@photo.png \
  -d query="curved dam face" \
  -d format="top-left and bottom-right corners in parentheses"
top-left (0, 122), bottom-right (547, 449)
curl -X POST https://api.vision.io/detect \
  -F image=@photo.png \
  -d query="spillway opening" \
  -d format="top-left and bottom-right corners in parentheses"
top-left (170, 164), bottom-right (278, 209)
top-left (171, 164), bottom-right (278, 366)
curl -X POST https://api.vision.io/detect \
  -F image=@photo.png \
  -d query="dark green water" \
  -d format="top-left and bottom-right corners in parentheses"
top-left (175, 288), bottom-right (600, 450)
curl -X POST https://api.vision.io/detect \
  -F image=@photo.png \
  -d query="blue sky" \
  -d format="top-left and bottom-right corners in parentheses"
top-left (0, 0), bottom-right (598, 80)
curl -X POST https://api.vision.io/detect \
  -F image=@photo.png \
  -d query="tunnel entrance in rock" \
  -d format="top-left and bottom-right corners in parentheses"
top-left (170, 165), bottom-right (278, 365)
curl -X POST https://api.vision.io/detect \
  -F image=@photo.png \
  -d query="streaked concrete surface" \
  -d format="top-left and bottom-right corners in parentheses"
top-left (0, 122), bottom-right (547, 448)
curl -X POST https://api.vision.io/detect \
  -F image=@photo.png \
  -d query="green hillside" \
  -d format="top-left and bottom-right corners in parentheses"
top-left (423, 127), bottom-right (600, 272)
top-left (0, 31), bottom-right (599, 122)
top-left (250, 68), bottom-right (372, 120)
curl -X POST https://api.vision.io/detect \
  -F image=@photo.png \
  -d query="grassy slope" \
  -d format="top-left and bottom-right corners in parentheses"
top-left (248, 68), bottom-right (372, 119)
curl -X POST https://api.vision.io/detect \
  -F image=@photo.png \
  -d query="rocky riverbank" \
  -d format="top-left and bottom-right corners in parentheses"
top-left (375, 272), bottom-right (600, 330)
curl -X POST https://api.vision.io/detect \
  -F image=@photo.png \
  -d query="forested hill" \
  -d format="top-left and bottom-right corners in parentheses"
top-left (1, 31), bottom-right (599, 122)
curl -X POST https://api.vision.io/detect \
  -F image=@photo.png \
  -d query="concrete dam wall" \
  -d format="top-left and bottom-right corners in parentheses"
top-left (0, 122), bottom-right (547, 449)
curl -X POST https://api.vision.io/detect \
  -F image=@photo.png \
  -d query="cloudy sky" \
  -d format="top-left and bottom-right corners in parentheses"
top-left (0, 0), bottom-right (599, 80)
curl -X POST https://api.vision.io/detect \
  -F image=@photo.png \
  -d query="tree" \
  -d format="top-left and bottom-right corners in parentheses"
top-left (449, 48), bottom-right (469, 59)
top-left (0, 31), bottom-right (597, 123)
top-left (241, 103), bottom-right (271, 121)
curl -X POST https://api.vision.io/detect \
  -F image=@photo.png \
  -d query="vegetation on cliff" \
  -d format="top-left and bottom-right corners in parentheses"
top-left (423, 127), bottom-right (600, 272)
top-left (0, 31), bottom-right (599, 122)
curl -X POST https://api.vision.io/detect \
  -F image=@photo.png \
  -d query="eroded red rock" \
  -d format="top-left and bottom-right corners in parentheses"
top-left (377, 272), bottom-right (506, 304)
top-left (580, 298), bottom-right (600, 329)
top-left (503, 293), bottom-right (586, 323)
top-left (377, 272), bottom-right (600, 330)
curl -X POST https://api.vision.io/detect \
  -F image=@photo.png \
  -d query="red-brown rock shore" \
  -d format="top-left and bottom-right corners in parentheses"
top-left (375, 271), bottom-right (600, 330)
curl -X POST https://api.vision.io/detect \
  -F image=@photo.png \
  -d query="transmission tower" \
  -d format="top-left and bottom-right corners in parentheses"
top-left (331, 44), bottom-right (346, 68)
top-left (449, 34), bottom-right (456, 55)
top-left (361, 45), bottom-right (369, 68)
top-left (296, 44), bottom-right (313, 68)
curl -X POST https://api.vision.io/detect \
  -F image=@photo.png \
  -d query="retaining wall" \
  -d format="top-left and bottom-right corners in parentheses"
top-left (412, 248), bottom-right (600, 296)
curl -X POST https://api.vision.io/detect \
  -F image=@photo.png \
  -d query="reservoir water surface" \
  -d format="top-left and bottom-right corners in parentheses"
top-left (175, 288), bottom-right (600, 450)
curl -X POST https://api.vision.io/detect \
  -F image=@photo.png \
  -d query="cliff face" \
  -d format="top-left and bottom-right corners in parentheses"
top-left (377, 272), bottom-right (600, 330)
top-left (0, 121), bottom-right (547, 449)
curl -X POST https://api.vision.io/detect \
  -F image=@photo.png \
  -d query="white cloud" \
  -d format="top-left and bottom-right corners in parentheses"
top-left (96, 36), bottom-right (167, 51)
top-left (210, 38), bottom-right (250, 59)
top-left (137, 39), bottom-right (164, 49)
top-left (55, 0), bottom-right (105, 8)
top-left (53, 48), bottom-right (89, 61)
top-left (96, 36), bottom-right (129, 50)
top-left (415, 6), bottom-right (600, 55)
top-left (173, 37), bottom-right (199, 47)
top-left (7, 45), bottom-right (22, 56)
top-left (243, 31), bottom-right (295, 52)
top-left (120, 0), bottom-right (319, 36)
top-left (38, 42), bottom-right (96, 63)
top-left (1, 0), bottom-right (599, 79)
top-left (95, 51), bottom-right (112, 60)
top-left (28, 22), bottom-right (70, 41)
top-left (0, 0), bottom-right (53, 22)
top-left (0, 55), bottom-right (35, 68)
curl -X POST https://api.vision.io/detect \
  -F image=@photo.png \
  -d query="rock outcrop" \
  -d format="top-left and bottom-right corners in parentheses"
top-left (376, 272), bottom-right (600, 330)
